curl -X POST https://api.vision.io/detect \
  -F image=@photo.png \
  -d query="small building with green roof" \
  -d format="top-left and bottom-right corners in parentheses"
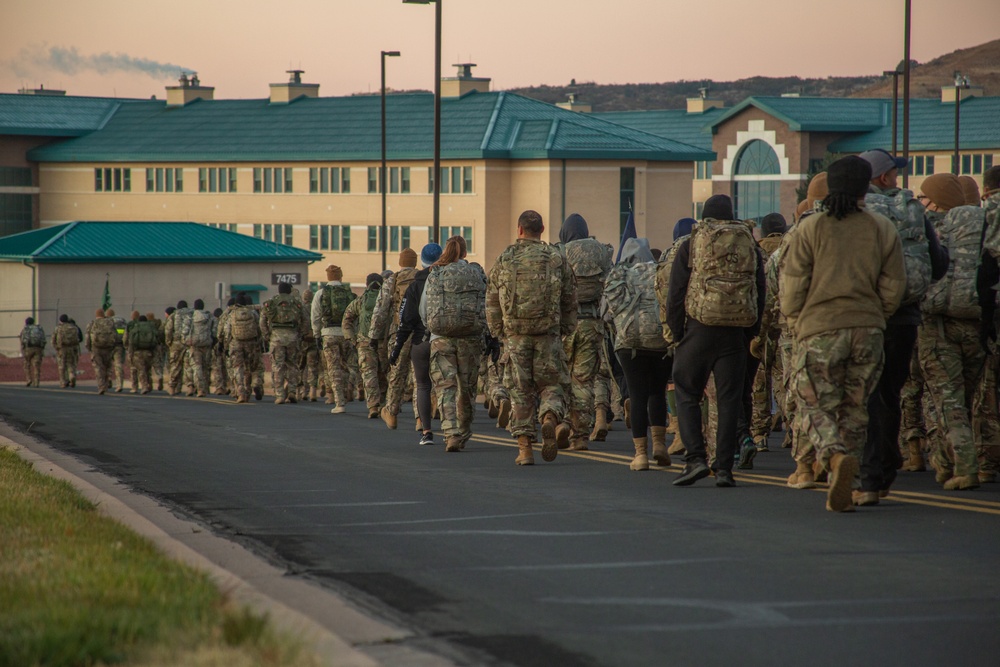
top-left (0, 221), bottom-right (321, 356)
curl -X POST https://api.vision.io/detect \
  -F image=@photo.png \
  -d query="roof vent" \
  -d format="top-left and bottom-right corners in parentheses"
top-left (687, 85), bottom-right (724, 113)
top-left (17, 84), bottom-right (66, 96)
top-left (556, 91), bottom-right (591, 113)
top-left (442, 63), bottom-right (490, 98)
top-left (270, 69), bottom-right (319, 104)
top-left (166, 72), bottom-right (214, 106)
top-left (941, 73), bottom-right (983, 103)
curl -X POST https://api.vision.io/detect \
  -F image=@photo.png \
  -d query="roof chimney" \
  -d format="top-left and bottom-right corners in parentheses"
top-left (686, 84), bottom-right (724, 113)
top-left (166, 73), bottom-right (214, 106)
top-left (270, 69), bottom-right (320, 104)
top-left (941, 73), bottom-right (983, 103)
top-left (17, 84), bottom-right (66, 96)
top-left (556, 92), bottom-right (591, 113)
top-left (442, 63), bottom-right (490, 98)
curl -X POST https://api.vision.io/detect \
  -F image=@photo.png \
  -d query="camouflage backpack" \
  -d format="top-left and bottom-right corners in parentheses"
top-left (864, 189), bottom-right (932, 306)
top-left (391, 268), bottom-right (418, 324)
top-left (186, 310), bottom-right (213, 346)
top-left (564, 238), bottom-right (612, 318)
top-left (425, 261), bottom-right (487, 337)
top-left (499, 241), bottom-right (565, 335)
top-left (604, 262), bottom-right (669, 351)
top-left (320, 284), bottom-right (356, 328)
top-left (131, 321), bottom-right (159, 350)
top-left (685, 219), bottom-right (758, 327)
top-left (758, 234), bottom-right (783, 258)
top-left (266, 294), bottom-right (300, 328)
top-left (111, 317), bottom-right (127, 345)
top-left (22, 324), bottom-right (46, 348)
top-left (91, 318), bottom-right (117, 348)
top-left (922, 205), bottom-right (988, 320)
top-left (356, 286), bottom-right (381, 340)
top-left (55, 322), bottom-right (78, 349)
top-left (230, 307), bottom-right (258, 342)
top-left (654, 234), bottom-right (690, 345)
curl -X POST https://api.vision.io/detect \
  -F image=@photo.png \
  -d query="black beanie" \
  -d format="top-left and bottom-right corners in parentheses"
top-left (702, 194), bottom-right (734, 221)
top-left (827, 156), bottom-right (872, 198)
top-left (760, 213), bottom-right (787, 236)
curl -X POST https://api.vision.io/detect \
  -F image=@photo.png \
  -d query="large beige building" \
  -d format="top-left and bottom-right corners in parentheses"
top-left (7, 70), bottom-right (711, 289)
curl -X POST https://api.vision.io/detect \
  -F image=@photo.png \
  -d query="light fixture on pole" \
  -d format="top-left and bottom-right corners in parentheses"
top-left (882, 69), bottom-right (901, 156)
top-left (953, 72), bottom-right (970, 176)
top-left (403, 0), bottom-right (441, 244)
top-left (381, 50), bottom-right (401, 272)
top-left (902, 0), bottom-right (911, 188)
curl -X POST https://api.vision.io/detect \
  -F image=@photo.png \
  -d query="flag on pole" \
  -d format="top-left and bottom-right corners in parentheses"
top-left (615, 208), bottom-right (636, 264)
top-left (101, 274), bottom-right (112, 311)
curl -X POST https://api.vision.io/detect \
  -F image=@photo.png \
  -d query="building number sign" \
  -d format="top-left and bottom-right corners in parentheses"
top-left (271, 273), bottom-right (301, 285)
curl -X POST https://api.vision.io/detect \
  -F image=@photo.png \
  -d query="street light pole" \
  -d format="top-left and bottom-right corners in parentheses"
top-left (953, 72), bottom-right (970, 176)
top-left (403, 0), bottom-right (442, 244)
top-left (883, 69), bottom-right (900, 156)
top-left (902, 0), bottom-right (911, 189)
top-left (381, 50), bottom-right (401, 273)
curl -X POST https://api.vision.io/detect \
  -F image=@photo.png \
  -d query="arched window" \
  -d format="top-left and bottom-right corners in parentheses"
top-left (733, 140), bottom-right (781, 223)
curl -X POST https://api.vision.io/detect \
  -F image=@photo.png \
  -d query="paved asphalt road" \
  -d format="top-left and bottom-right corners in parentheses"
top-left (2, 384), bottom-right (999, 667)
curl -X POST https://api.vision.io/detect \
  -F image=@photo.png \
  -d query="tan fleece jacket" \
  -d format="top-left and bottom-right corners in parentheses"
top-left (780, 208), bottom-right (906, 341)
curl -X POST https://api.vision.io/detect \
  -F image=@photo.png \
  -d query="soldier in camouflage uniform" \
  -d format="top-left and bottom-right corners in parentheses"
top-left (590, 344), bottom-right (613, 441)
top-left (299, 290), bottom-right (322, 401)
top-left (153, 308), bottom-right (171, 391)
top-left (487, 210), bottom-right (576, 465)
top-left (210, 307), bottom-right (229, 395)
top-left (311, 265), bottom-right (357, 413)
top-left (370, 250), bottom-right (420, 428)
top-left (343, 273), bottom-right (387, 418)
top-left (123, 311), bottom-right (140, 392)
top-left (85, 308), bottom-right (117, 395)
top-left (261, 282), bottom-right (308, 404)
top-left (749, 213), bottom-right (788, 451)
top-left (917, 173), bottom-right (989, 491)
top-left (105, 308), bottom-right (127, 392)
top-left (124, 314), bottom-right (160, 394)
top-left (163, 301), bottom-right (190, 396)
top-left (220, 295), bottom-right (259, 403)
top-left (52, 314), bottom-right (81, 388)
top-left (558, 214), bottom-right (613, 451)
top-left (978, 166), bottom-right (1000, 483)
top-left (19, 317), bottom-right (45, 388)
top-left (781, 157), bottom-right (906, 511)
top-left (181, 299), bottom-right (215, 398)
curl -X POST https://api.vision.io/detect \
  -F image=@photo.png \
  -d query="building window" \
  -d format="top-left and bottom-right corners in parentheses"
top-left (910, 155), bottom-right (936, 177)
top-left (341, 168), bottom-right (350, 193)
top-left (953, 153), bottom-right (994, 175)
top-left (368, 226), bottom-right (378, 252)
top-left (390, 226), bottom-right (400, 252)
top-left (451, 167), bottom-right (461, 194)
top-left (165, 168), bottom-right (175, 193)
top-left (284, 167), bottom-right (293, 193)
top-left (319, 225), bottom-right (329, 250)
top-left (390, 167), bottom-right (400, 194)
top-left (264, 224), bottom-right (273, 241)
top-left (428, 167), bottom-right (435, 194)
top-left (695, 161), bottom-right (713, 180)
top-left (0, 193), bottom-right (33, 237)
top-left (209, 168), bottom-right (218, 192)
top-left (253, 168), bottom-right (262, 193)
top-left (402, 226), bottom-right (410, 250)
top-left (462, 226), bottom-right (473, 253)
top-left (732, 139), bottom-right (781, 224)
top-left (368, 167), bottom-right (379, 194)
top-left (0, 167), bottom-right (32, 187)
top-left (620, 167), bottom-right (635, 236)
top-left (93, 167), bottom-right (130, 192)
top-left (285, 225), bottom-right (293, 245)
top-left (200, 168), bottom-right (208, 192)
top-left (253, 224), bottom-right (262, 238)
top-left (341, 225), bottom-right (351, 251)
top-left (228, 168), bottom-right (236, 193)
top-left (329, 225), bottom-right (339, 251)
top-left (310, 225), bottom-right (319, 250)
top-left (462, 166), bottom-right (472, 193)
top-left (401, 167), bottom-right (411, 194)
top-left (146, 168), bottom-right (154, 192)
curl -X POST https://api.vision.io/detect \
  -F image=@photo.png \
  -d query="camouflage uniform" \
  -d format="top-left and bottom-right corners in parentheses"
top-left (163, 308), bottom-right (190, 395)
top-left (343, 284), bottom-right (388, 414)
top-left (123, 320), bottom-right (159, 394)
top-left (221, 305), bottom-right (260, 402)
top-left (19, 325), bottom-right (45, 387)
top-left (299, 293), bottom-right (321, 401)
top-left (109, 316), bottom-right (127, 392)
top-left (793, 327), bottom-right (885, 471)
top-left (311, 280), bottom-right (357, 409)
top-left (486, 237), bottom-right (576, 441)
top-left (430, 337), bottom-right (483, 444)
top-left (52, 322), bottom-right (80, 387)
top-left (561, 238), bottom-right (613, 446)
top-left (899, 352), bottom-right (926, 445)
top-left (85, 316), bottom-right (115, 394)
top-left (261, 292), bottom-right (307, 403)
top-left (152, 316), bottom-right (167, 390)
top-left (370, 267), bottom-right (419, 419)
top-left (973, 346), bottom-right (1000, 477)
top-left (750, 233), bottom-right (786, 442)
top-left (183, 309), bottom-right (215, 397)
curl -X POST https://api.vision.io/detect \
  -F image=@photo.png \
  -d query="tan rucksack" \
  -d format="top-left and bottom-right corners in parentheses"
top-left (564, 238), bottom-right (612, 317)
top-left (498, 241), bottom-right (566, 335)
top-left (425, 261), bottom-right (487, 337)
top-left (91, 318), bottom-right (117, 348)
top-left (685, 219), bottom-right (758, 327)
top-left (654, 234), bottom-right (690, 345)
top-left (230, 307), bottom-right (258, 342)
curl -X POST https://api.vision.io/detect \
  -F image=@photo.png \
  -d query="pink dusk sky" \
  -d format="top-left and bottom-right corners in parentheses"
top-left (2, 0), bottom-right (998, 101)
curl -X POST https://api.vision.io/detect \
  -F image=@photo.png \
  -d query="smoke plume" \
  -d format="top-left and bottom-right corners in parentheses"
top-left (8, 44), bottom-right (191, 79)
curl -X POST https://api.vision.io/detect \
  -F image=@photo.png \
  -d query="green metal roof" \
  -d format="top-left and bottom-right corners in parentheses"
top-left (26, 90), bottom-right (713, 163)
top-left (0, 93), bottom-right (138, 137)
top-left (830, 96), bottom-right (1000, 152)
top-left (708, 96), bottom-right (889, 133)
top-left (0, 222), bottom-right (323, 264)
top-left (230, 284), bottom-right (268, 291)
top-left (591, 108), bottom-right (725, 152)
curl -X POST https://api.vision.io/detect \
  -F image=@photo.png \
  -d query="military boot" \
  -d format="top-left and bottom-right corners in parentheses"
top-left (901, 438), bottom-right (926, 472)
top-left (487, 397), bottom-right (499, 419)
top-left (380, 406), bottom-right (397, 430)
top-left (309, 386), bottom-right (318, 402)
top-left (665, 414), bottom-right (677, 435)
top-left (979, 470), bottom-right (998, 484)
top-left (667, 425), bottom-right (685, 456)
top-left (515, 436), bottom-right (534, 466)
top-left (826, 453), bottom-right (859, 513)
top-left (943, 475), bottom-right (980, 490)
top-left (590, 408), bottom-right (609, 442)
top-left (540, 412), bottom-right (562, 462)
top-left (650, 426), bottom-right (670, 467)
top-left (812, 460), bottom-right (828, 483)
top-left (786, 461), bottom-right (816, 489)
top-left (568, 436), bottom-right (589, 451)
top-left (445, 435), bottom-right (463, 453)
top-left (630, 437), bottom-right (650, 471)
top-left (496, 398), bottom-right (512, 430)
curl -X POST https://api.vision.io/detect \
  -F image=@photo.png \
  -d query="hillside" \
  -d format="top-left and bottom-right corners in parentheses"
top-left (503, 39), bottom-right (999, 111)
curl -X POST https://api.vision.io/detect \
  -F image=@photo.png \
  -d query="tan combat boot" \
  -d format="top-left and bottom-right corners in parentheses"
top-left (381, 406), bottom-right (397, 429)
top-left (630, 437), bottom-right (650, 471)
top-left (590, 408), bottom-right (609, 442)
top-left (667, 424), bottom-right (685, 456)
top-left (650, 426), bottom-right (670, 467)
top-left (568, 437), bottom-right (589, 451)
top-left (826, 453), bottom-right (859, 513)
top-left (943, 475), bottom-right (980, 490)
top-left (496, 398), bottom-right (512, 430)
top-left (901, 438), bottom-right (926, 472)
top-left (310, 386), bottom-right (318, 402)
top-left (487, 397), bottom-right (499, 419)
top-left (445, 435), bottom-right (463, 453)
top-left (540, 412), bottom-right (562, 462)
top-left (515, 436), bottom-right (534, 466)
top-left (786, 461), bottom-right (816, 489)
top-left (979, 470), bottom-right (997, 484)
top-left (665, 414), bottom-right (677, 435)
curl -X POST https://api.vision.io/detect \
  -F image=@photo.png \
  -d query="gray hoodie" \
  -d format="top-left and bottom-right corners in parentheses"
top-left (619, 237), bottom-right (654, 264)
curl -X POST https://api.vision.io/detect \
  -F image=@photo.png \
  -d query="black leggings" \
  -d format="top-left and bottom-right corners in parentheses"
top-left (616, 349), bottom-right (672, 439)
top-left (410, 340), bottom-right (433, 432)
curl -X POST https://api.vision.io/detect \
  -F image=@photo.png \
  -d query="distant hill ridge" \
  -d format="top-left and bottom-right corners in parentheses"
top-left (503, 39), bottom-right (1000, 112)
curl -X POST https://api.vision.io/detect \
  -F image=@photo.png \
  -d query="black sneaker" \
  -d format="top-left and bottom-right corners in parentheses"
top-left (715, 469), bottom-right (736, 487)
top-left (672, 460), bottom-right (711, 486)
top-left (737, 437), bottom-right (757, 470)
top-left (419, 432), bottom-right (434, 446)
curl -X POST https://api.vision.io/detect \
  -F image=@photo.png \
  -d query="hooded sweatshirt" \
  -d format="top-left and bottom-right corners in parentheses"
top-left (619, 237), bottom-right (654, 264)
top-left (559, 213), bottom-right (590, 244)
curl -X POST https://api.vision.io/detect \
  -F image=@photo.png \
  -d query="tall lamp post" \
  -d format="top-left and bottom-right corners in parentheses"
top-left (902, 0), bottom-right (911, 188)
top-left (882, 69), bottom-right (901, 155)
top-left (403, 0), bottom-right (442, 244)
top-left (381, 50), bottom-right (401, 272)
top-left (953, 72), bottom-right (970, 175)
